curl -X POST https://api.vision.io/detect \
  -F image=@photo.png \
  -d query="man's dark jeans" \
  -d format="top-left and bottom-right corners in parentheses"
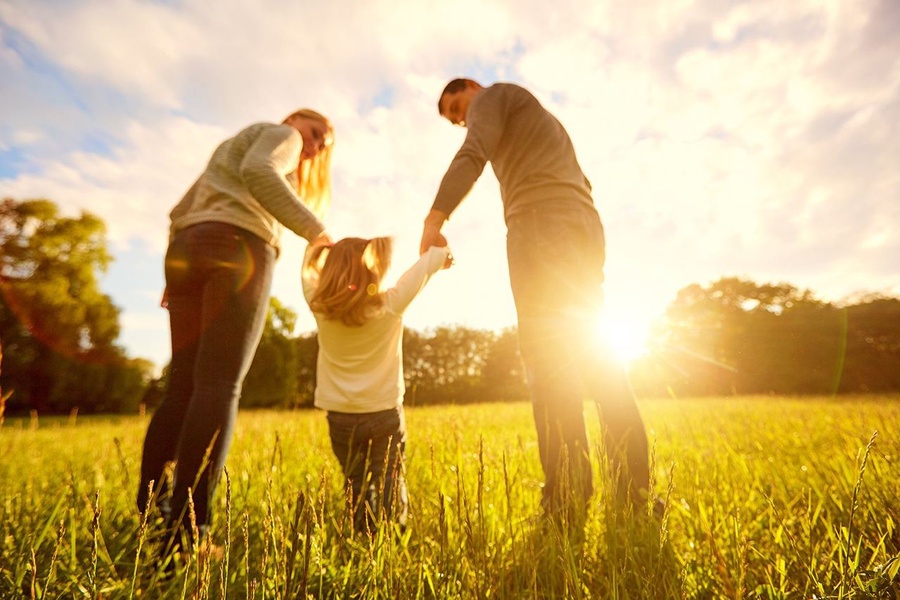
top-left (137, 222), bottom-right (274, 541)
top-left (326, 406), bottom-right (408, 533)
top-left (506, 204), bottom-right (650, 512)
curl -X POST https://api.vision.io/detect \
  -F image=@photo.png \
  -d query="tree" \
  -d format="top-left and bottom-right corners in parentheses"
top-left (481, 327), bottom-right (528, 401)
top-left (840, 296), bottom-right (900, 392)
top-left (294, 331), bottom-right (319, 407)
top-left (0, 198), bottom-right (151, 413)
top-left (403, 326), bottom-right (497, 405)
top-left (0, 337), bottom-right (6, 426)
top-left (638, 277), bottom-right (848, 396)
top-left (242, 297), bottom-right (300, 408)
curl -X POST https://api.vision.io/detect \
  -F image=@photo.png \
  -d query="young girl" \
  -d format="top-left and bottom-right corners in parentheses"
top-left (302, 237), bottom-right (451, 532)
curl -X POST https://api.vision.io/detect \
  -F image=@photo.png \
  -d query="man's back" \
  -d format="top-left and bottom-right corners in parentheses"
top-left (434, 83), bottom-right (595, 222)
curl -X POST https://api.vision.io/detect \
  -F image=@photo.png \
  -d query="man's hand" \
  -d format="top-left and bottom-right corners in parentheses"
top-left (419, 209), bottom-right (449, 255)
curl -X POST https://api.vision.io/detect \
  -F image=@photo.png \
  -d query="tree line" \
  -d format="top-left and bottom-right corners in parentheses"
top-left (629, 279), bottom-right (900, 397)
top-left (2, 198), bottom-right (898, 415)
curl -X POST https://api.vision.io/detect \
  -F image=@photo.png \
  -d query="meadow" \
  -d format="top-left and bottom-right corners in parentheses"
top-left (1, 396), bottom-right (898, 599)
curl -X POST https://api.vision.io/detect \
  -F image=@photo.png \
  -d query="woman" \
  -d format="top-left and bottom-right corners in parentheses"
top-left (137, 109), bottom-right (334, 558)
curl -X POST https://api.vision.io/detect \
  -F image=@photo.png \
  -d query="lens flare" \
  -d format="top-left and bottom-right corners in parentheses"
top-left (597, 311), bottom-right (650, 364)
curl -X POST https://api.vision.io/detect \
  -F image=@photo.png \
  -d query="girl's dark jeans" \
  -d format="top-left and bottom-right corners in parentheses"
top-left (137, 221), bottom-right (275, 542)
top-left (326, 406), bottom-right (408, 533)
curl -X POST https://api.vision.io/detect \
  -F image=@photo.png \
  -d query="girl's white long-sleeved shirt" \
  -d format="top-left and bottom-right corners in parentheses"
top-left (302, 245), bottom-right (450, 414)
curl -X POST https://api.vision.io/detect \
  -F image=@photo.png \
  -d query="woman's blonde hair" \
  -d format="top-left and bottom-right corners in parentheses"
top-left (283, 108), bottom-right (333, 218)
top-left (306, 237), bottom-right (393, 326)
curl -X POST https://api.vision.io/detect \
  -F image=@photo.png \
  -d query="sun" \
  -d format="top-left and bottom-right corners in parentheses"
top-left (597, 311), bottom-right (651, 365)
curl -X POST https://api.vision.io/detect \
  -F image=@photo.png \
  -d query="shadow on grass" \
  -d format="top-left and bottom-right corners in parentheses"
top-left (496, 499), bottom-right (683, 599)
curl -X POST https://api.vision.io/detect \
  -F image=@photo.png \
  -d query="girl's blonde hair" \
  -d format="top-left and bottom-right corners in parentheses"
top-left (306, 237), bottom-right (393, 326)
top-left (283, 108), bottom-right (333, 218)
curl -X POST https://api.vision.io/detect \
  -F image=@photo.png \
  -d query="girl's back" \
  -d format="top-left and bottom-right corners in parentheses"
top-left (302, 240), bottom-right (450, 413)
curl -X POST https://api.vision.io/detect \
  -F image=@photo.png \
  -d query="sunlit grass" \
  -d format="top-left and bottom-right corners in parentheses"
top-left (1, 396), bottom-right (898, 598)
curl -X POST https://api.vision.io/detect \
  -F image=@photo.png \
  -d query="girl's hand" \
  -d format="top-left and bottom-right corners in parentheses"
top-left (434, 233), bottom-right (455, 269)
top-left (423, 231), bottom-right (453, 269)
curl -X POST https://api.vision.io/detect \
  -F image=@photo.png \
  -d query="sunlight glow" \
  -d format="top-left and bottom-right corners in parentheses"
top-left (597, 311), bottom-right (651, 364)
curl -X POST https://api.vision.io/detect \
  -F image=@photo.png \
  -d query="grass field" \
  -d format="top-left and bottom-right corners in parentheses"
top-left (1, 396), bottom-right (898, 598)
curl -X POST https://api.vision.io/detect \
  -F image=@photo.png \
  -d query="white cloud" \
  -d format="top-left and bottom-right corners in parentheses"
top-left (2, 113), bottom-right (227, 250)
top-left (1, 0), bottom-right (198, 108)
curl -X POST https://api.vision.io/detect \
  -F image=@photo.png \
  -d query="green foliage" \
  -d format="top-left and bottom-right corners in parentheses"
top-left (633, 277), bottom-right (900, 398)
top-left (481, 327), bottom-right (529, 402)
top-left (293, 331), bottom-right (319, 407)
top-left (842, 296), bottom-right (900, 393)
top-left (0, 198), bottom-right (152, 414)
top-left (0, 337), bottom-right (6, 427)
top-left (0, 397), bottom-right (898, 597)
top-left (0, 198), bottom-right (116, 352)
top-left (404, 325), bottom-right (527, 406)
top-left (404, 326), bottom-right (493, 405)
top-left (242, 297), bottom-right (300, 408)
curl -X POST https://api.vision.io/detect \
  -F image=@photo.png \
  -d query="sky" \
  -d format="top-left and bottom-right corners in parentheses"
top-left (1, 0), bottom-right (898, 372)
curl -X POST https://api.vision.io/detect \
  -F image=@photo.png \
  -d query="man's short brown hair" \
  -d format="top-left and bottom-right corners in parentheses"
top-left (438, 78), bottom-right (479, 115)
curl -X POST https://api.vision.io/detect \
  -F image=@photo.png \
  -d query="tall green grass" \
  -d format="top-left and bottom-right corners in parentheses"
top-left (0, 396), bottom-right (897, 598)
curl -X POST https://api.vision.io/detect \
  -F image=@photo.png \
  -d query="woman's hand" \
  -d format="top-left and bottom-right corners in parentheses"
top-left (310, 230), bottom-right (333, 249)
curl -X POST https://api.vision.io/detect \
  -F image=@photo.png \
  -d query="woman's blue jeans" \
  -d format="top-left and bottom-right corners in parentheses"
top-left (506, 204), bottom-right (650, 512)
top-left (138, 222), bottom-right (274, 541)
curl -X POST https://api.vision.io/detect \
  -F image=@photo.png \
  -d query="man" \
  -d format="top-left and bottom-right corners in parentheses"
top-left (419, 79), bottom-right (652, 516)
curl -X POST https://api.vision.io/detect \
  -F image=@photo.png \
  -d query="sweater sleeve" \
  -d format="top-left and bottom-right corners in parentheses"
top-left (431, 88), bottom-right (506, 216)
top-left (383, 246), bottom-right (450, 315)
top-left (239, 125), bottom-right (326, 241)
top-left (300, 244), bottom-right (319, 305)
